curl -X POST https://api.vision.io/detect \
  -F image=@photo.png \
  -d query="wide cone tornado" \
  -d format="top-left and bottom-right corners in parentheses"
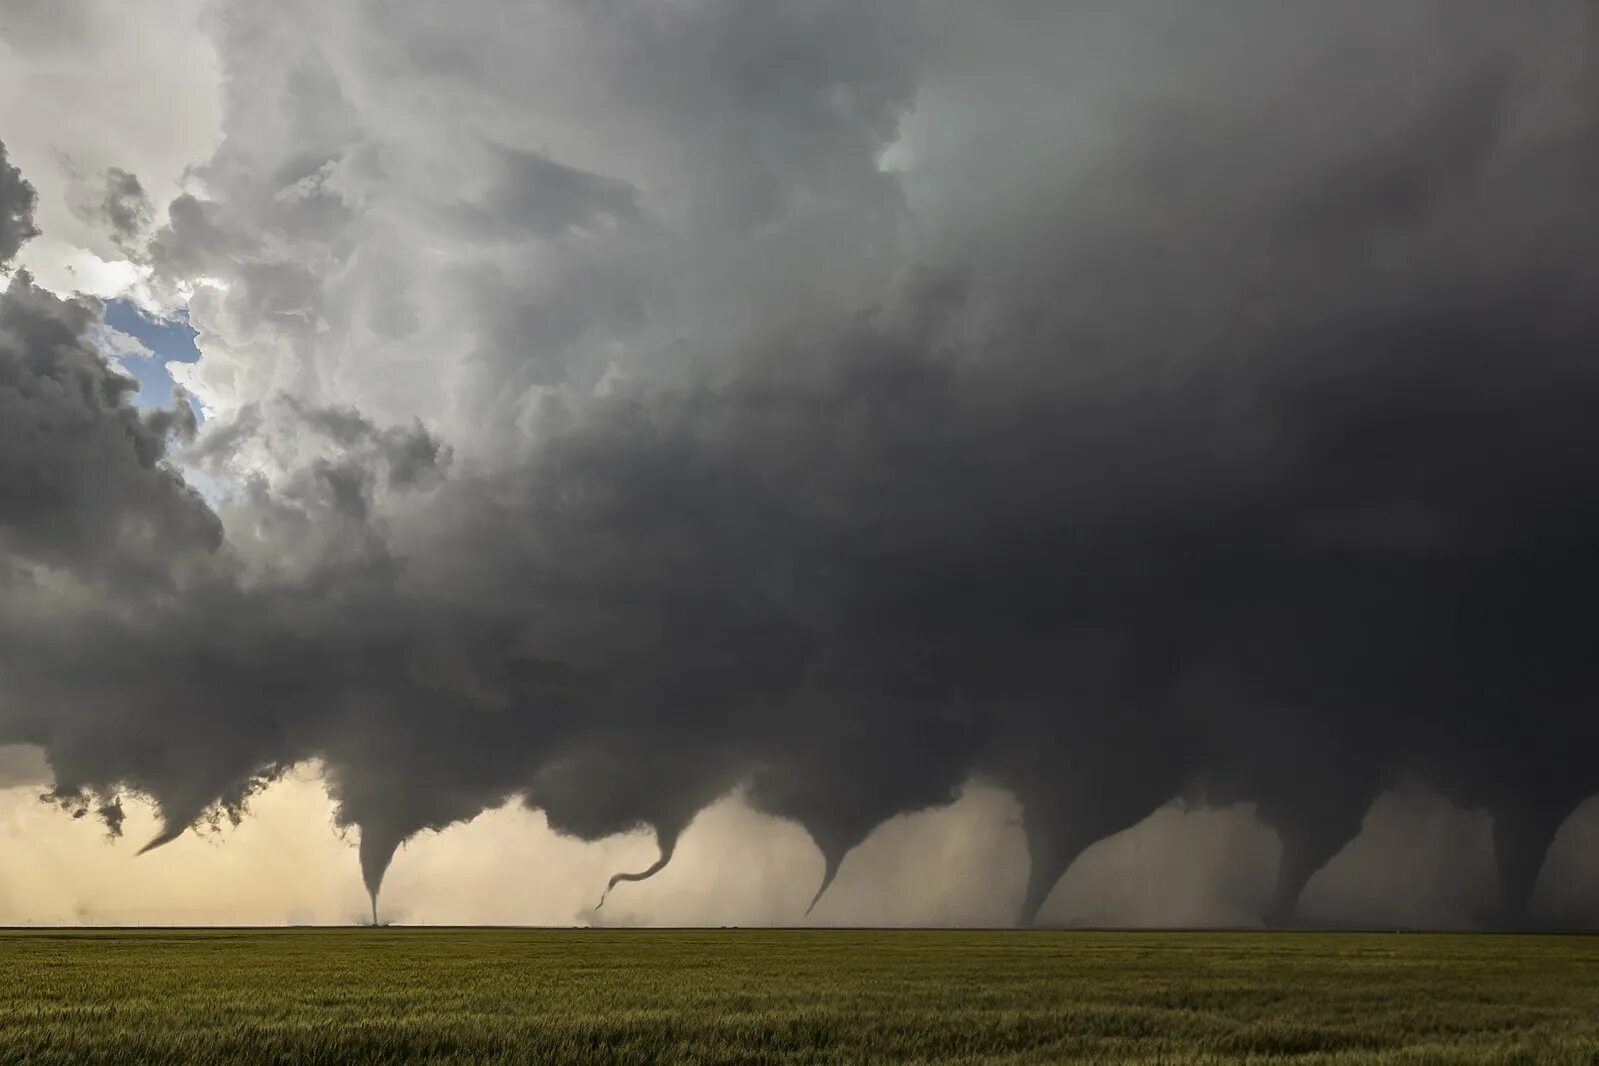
top-left (358, 825), bottom-right (404, 926)
top-left (1488, 798), bottom-right (1582, 929)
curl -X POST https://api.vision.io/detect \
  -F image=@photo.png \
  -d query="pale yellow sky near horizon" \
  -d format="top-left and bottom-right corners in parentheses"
top-left (4, 758), bottom-right (1597, 929)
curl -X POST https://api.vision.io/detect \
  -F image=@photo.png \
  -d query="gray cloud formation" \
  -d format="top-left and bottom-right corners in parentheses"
top-left (2, 0), bottom-right (1599, 928)
top-left (0, 141), bottom-right (210, 587)
top-left (0, 140), bottom-right (39, 264)
top-left (98, 167), bottom-right (155, 250)
top-left (0, 274), bottom-right (214, 586)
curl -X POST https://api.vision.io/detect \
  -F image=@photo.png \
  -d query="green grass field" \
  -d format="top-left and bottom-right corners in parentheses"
top-left (0, 929), bottom-right (1595, 1064)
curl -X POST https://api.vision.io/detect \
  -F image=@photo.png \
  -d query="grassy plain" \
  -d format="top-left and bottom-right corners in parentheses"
top-left (0, 929), bottom-right (1595, 1064)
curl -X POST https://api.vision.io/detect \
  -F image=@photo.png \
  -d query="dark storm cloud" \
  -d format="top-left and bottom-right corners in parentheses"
top-left (0, 271), bottom-right (218, 588)
top-left (0, 140), bottom-right (39, 265)
top-left (0, 141), bottom-right (214, 588)
top-left (3, 2), bottom-right (1599, 928)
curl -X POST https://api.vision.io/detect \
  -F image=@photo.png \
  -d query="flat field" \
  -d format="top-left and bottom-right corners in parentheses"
top-left (0, 929), bottom-right (1595, 1064)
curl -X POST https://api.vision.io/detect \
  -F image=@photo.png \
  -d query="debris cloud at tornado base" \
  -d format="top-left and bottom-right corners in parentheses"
top-left (1, 2), bottom-right (1598, 927)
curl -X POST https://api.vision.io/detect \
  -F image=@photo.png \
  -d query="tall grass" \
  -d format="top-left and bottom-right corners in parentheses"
top-left (0, 929), bottom-right (1594, 1063)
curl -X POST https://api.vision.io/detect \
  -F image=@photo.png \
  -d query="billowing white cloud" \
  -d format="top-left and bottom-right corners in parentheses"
top-left (0, 0), bottom-right (220, 295)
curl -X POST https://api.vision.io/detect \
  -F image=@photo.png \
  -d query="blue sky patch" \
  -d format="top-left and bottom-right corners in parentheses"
top-left (102, 299), bottom-right (202, 412)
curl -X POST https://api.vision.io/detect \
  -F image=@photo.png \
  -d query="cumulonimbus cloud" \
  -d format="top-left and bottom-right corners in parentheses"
top-left (1, 0), bottom-right (1597, 927)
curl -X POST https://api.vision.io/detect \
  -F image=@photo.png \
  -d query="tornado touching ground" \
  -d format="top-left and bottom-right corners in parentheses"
top-left (2, 1), bottom-right (1599, 928)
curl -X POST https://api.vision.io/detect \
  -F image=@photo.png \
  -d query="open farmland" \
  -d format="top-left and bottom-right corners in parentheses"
top-left (0, 929), bottom-right (1595, 1064)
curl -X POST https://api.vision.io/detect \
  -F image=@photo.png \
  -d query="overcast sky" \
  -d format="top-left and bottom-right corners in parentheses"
top-left (2, 1), bottom-right (1598, 928)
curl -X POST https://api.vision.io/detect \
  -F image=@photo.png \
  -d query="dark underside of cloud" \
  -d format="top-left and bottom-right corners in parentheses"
top-left (2, 1), bottom-right (1598, 927)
